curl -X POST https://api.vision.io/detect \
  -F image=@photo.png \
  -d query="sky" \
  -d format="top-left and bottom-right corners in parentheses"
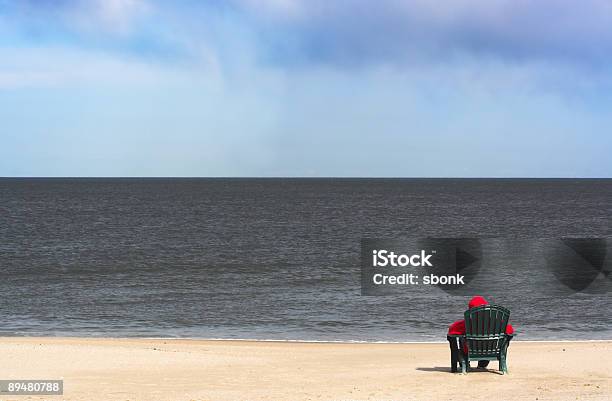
top-left (1, 0), bottom-right (612, 177)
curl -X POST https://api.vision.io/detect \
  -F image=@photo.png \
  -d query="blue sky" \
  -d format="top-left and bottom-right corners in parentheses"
top-left (1, 0), bottom-right (611, 177)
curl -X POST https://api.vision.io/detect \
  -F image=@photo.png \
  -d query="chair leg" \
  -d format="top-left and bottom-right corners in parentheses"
top-left (500, 356), bottom-right (508, 374)
top-left (500, 340), bottom-right (510, 374)
top-left (459, 354), bottom-right (468, 374)
top-left (458, 338), bottom-right (468, 374)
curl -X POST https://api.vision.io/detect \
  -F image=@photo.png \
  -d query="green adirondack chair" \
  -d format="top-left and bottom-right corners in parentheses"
top-left (459, 305), bottom-right (513, 374)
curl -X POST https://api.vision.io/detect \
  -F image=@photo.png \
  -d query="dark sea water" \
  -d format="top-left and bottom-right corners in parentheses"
top-left (1, 178), bottom-right (611, 341)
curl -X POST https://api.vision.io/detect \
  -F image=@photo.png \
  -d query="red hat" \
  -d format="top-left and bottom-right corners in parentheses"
top-left (468, 295), bottom-right (488, 309)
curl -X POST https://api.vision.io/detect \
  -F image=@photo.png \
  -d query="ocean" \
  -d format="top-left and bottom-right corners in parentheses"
top-left (1, 178), bottom-right (611, 341)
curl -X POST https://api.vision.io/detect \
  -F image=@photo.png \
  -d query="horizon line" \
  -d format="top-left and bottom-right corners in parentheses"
top-left (1, 176), bottom-right (611, 180)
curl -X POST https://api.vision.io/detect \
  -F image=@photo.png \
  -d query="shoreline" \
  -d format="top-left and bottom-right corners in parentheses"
top-left (3, 335), bottom-right (612, 344)
top-left (1, 337), bottom-right (610, 400)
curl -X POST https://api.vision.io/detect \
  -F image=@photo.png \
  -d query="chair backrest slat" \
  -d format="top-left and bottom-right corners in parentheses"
top-left (464, 305), bottom-right (510, 359)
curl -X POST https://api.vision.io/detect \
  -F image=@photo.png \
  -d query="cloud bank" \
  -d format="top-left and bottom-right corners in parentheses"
top-left (1, 0), bottom-right (611, 177)
top-left (243, 0), bottom-right (612, 69)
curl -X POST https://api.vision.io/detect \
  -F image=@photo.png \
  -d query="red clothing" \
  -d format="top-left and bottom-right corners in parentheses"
top-left (447, 295), bottom-right (515, 336)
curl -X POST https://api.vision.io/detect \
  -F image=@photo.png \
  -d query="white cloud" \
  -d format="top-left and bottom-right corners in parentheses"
top-left (58, 0), bottom-right (152, 35)
top-left (238, 0), bottom-right (303, 18)
top-left (0, 46), bottom-right (215, 89)
top-left (95, 0), bottom-right (151, 30)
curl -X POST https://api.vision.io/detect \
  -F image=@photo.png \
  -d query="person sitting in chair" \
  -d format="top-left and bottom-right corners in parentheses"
top-left (447, 295), bottom-right (514, 369)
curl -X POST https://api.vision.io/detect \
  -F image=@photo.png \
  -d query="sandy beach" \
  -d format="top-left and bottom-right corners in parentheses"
top-left (0, 338), bottom-right (609, 400)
